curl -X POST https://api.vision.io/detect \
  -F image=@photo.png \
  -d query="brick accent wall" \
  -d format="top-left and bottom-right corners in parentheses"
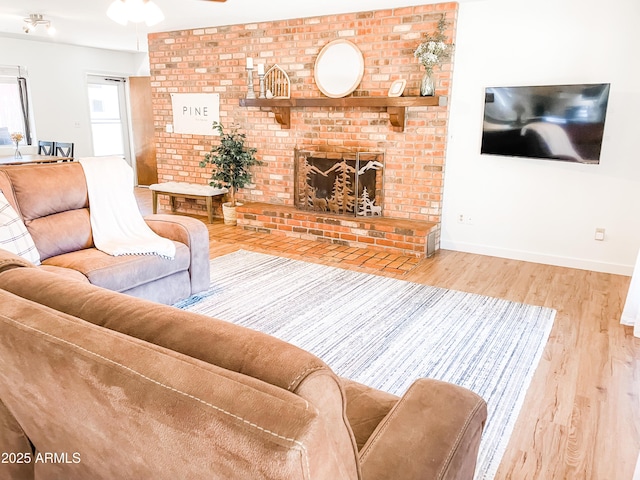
top-left (148, 3), bottom-right (458, 250)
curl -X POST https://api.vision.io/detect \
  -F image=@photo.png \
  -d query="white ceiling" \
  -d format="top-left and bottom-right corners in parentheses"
top-left (0, 0), bottom-right (479, 53)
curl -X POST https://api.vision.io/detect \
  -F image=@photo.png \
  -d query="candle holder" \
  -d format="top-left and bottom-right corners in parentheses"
top-left (258, 72), bottom-right (266, 99)
top-left (245, 67), bottom-right (256, 100)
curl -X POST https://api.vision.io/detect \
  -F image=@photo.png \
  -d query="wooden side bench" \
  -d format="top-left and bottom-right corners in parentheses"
top-left (149, 182), bottom-right (228, 224)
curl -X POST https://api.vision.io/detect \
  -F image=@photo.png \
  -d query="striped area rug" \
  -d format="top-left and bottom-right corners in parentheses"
top-left (175, 250), bottom-right (556, 479)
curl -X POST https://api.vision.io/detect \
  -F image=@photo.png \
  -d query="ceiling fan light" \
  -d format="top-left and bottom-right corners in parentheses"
top-left (125, 0), bottom-right (147, 24)
top-left (143, 1), bottom-right (164, 27)
top-left (46, 23), bottom-right (56, 36)
top-left (107, 0), bottom-right (164, 27)
top-left (107, 0), bottom-right (129, 26)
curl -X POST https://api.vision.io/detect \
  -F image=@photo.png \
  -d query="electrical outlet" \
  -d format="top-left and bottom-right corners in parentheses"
top-left (595, 228), bottom-right (605, 241)
top-left (456, 214), bottom-right (473, 225)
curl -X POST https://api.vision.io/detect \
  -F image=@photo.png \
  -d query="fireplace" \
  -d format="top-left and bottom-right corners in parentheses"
top-left (294, 149), bottom-right (384, 217)
top-left (240, 149), bottom-right (437, 258)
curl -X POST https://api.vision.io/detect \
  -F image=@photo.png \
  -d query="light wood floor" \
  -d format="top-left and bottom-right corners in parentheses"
top-left (139, 189), bottom-right (640, 479)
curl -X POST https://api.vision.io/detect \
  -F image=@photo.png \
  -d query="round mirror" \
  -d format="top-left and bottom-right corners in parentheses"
top-left (314, 39), bottom-right (364, 98)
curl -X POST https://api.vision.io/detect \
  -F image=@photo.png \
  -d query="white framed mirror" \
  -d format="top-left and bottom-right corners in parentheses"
top-left (314, 39), bottom-right (364, 98)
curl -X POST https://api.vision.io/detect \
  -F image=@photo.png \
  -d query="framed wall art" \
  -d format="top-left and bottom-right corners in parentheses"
top-left (387, 79), bottom-right (406, 97)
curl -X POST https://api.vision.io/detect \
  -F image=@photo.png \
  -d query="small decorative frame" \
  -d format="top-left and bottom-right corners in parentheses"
top-left (264, 64), bottom-right (291, 99)
top-left (387, 79), bottom-right (406, 97)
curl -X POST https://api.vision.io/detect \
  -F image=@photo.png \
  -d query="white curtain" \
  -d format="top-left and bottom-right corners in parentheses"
top-left (622, 248), bottom-right (640, 337)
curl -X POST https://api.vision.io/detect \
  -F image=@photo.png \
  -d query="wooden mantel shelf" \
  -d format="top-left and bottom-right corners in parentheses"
top-left (238, 96), bottom-right (447, 131)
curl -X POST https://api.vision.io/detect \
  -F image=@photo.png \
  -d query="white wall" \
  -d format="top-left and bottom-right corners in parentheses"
top-left (0, 36), bottom-right (147, 158)
top-left (442, 0), bottom-right (640, 275)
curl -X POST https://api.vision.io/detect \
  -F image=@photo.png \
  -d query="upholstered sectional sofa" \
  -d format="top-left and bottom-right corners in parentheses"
top-left (0, 162), bottom-right (209, 305)
top-left (0, 161), bottom-right (488, 479)
top-left (0, 249), bottom-right (487, 479)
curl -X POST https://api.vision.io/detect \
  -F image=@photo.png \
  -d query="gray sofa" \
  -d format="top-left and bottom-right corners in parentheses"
top-left (0, 162), bottom-right (209, 304)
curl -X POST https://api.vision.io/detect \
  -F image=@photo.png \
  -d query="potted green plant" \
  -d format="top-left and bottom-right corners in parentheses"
top-left (199, 122), bottom-right (261, 225)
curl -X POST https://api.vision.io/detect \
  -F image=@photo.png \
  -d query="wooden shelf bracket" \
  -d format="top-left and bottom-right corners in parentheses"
top-left (387, 106), bottom-right (406, 129)
top-left (271, 106), bottom-right (291, 129)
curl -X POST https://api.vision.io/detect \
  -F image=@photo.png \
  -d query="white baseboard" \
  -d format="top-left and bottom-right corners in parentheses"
top-left (440, 240), bottom-right (633, 276)
top-left (634, 451), bottom-right (640, 480)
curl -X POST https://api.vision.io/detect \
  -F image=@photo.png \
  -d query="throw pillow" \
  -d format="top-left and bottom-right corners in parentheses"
top-left (0, 190), bottom-right (41, 265)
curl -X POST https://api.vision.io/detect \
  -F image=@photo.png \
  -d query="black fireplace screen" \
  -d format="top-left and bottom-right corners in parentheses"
top-left (295, 150), bottom-right (384, 216)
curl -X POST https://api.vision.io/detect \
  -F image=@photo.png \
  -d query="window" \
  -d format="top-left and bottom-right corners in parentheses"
top-left (87, 75), bottom-right (131, 160)
top-left (0, 67), bottom-right (32, 147)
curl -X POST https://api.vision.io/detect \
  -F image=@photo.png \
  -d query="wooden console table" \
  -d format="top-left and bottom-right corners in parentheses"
top-left (239, 96), bottom-right (447, 132)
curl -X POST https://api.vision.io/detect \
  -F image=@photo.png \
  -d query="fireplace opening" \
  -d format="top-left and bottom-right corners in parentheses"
top-left (295, 149), bottom-right (384, 217)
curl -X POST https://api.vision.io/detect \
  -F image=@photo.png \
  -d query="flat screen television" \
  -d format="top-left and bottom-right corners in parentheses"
top-left (481, 83), bottom-right (610, 164)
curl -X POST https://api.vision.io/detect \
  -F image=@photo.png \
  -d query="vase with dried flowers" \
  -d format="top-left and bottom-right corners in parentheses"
top-left (10, 132), bottom-right (23, 159)
top-left (414, 14), bottom-right (454, 96)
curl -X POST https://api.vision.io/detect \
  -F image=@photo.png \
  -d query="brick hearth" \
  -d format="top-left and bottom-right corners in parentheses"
top-left (237, 203), bottom-right (437, 257)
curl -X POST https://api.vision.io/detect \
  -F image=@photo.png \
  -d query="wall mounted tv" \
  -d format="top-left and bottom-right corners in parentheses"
top-left (481, 83), bottom-right (610, 164)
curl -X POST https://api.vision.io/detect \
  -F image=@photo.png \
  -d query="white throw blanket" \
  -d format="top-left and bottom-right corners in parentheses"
top-left (79, 156), bottom-right (176, 259)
